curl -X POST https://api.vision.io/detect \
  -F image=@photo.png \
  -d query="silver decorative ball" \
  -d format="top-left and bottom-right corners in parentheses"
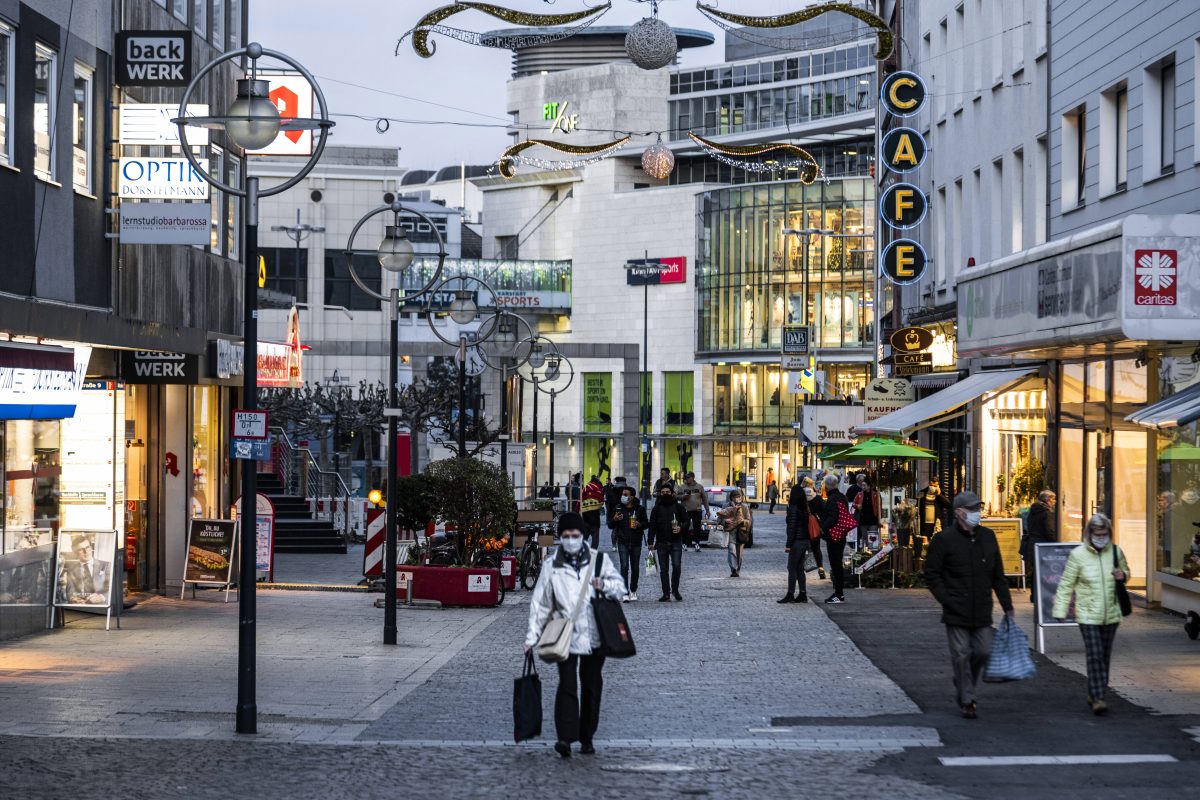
top-left (625, 17), bottom-right (677, 70)
top-left (641, 143), bottom-right (675, 180)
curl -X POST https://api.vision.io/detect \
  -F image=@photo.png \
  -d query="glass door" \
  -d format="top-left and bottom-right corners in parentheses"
top-left (1112, 429), bottom-right (1148, 589)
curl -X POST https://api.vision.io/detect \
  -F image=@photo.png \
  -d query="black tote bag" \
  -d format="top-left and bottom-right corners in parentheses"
top-left (513, 652), bottom-right (543, 742)
top-left (1113, 546), bottom-right (1133, 617)
top-left (591, 553), bottom-right (637, 659)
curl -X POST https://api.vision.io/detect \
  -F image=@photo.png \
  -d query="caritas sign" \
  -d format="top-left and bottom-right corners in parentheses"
top-left (1122, 215), bottom-right (1200, 340)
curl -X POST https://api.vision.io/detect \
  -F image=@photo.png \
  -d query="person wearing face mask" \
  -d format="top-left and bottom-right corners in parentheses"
top-left (647, 485), bottom-right (689, 601)
top-left (1021, 490), bottom-right (1058, 595)
top-left (923, 491), bottom-right (1014, 720)
top-left (717, 490), bottom-right (752, 578)
top-left (1052, 513), bottom-right (1130, 715)
top-left (524, 512), bottom-right (627, 758)
top-left (608, 486), bottom-right (648, 601)
top-left (801, 477), bottom-right (827, 579)
top-left (917, 476), bottom-right (951, 560)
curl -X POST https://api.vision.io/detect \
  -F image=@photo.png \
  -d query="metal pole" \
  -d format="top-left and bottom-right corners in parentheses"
top-left (549, 390), bottom-right (556, 492)
top-left (532, 379), bottom-right (539, 501)
top-left (641, 252), bottom-right (650, 503)
top-left (384, 288), bottom-right (399, 645)
top-left (500, 365), bottom-right (509, 482)
top-left (236, 177), bottom-right (260, 735)
top-left (457, 337), bottom-right (468, 458)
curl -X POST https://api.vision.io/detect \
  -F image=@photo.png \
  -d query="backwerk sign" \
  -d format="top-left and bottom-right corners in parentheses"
top-left (115, 31), bottom-right (192, 87)
top-left (121, 351), bottom-right (200, 384)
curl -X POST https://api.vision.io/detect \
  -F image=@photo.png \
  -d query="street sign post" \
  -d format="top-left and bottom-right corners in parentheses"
top-left (232, 409), bottom-right (268, 439)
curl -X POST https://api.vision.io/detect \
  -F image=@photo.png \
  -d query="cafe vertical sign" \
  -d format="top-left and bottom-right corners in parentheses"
top-left (878, 71), bottom-right (930, 288)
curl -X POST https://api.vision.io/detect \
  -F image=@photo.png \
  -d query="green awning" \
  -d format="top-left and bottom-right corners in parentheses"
top-left (836, 437), bottom-right (938, 461)
top-left (1160, 442), bottom-right (1200, 461)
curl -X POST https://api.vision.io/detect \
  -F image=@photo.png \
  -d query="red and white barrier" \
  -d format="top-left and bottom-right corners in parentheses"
top-left (363, 509), bottom-right (386, 577)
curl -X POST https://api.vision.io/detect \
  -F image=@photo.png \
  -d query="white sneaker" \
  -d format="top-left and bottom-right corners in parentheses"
top-left (629, 592), bottom-right (638, 602)
top-left (622, 594), bottom-right (630, 603)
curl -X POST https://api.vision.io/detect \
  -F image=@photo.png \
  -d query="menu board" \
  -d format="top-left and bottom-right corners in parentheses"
top-left (1034, 542), bottom-right (1080, 627)
top-left (183, 519), bottom-right (237, 585)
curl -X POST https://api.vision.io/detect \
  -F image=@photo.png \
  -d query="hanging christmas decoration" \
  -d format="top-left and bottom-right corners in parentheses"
top-left (399, 2), bottom-right (612, 58)
top-left (498, 136), bottom-right (631, 178)
top-left (688, 132), bottom-right (821, 182)
top-left (641, 135), bottom-right (675, 180)
top-left (695, 2), bottom-right (894, 60)
top-left (625, 2), bottom-right (678, 70)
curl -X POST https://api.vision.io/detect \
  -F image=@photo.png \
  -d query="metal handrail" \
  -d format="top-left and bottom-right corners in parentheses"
top-left (270, 426), bottom-right (354, 542)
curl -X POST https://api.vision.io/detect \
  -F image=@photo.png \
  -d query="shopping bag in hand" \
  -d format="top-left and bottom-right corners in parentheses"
top-left (983, 616), bottom-right (1036, 682)
top-left (645, 550), bottom-right (658, 576)
top-left (513, 652), bottom-right (543, 742)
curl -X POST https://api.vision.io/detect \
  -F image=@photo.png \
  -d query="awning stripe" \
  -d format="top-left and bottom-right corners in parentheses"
top-left (1126, 382), bottom-right (1200, 429)
top-left (0, 343), bottom-right (75, 372)
top-left (854, 368), bottom-right (1039, 436)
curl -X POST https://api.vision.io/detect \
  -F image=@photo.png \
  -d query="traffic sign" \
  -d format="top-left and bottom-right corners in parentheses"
top-left (889, 326), bottom-right (935, 353)
top-left (880, 127), bottom-right (927, 173)
top-left (880, 239), bottom-right (929, 285)
top-left (879, 182), bottom-right (928, 230)
top-left (232, 409), bottom-right (268, 439)
top-left (781, 325), bottom-right (811, 355)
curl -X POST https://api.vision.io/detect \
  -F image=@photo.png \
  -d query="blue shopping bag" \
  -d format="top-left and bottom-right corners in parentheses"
top-left (984, 616), bottom-right (1037, 682)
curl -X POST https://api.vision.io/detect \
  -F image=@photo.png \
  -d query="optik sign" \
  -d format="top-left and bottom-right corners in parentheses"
top-left (116, 31), bottom-right (192, 87)
top-left (119, 158), bottom-right (210, 200)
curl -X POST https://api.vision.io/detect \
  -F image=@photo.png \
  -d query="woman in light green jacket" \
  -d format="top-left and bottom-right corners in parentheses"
top-left (1052, 513), bottom-right (1130, 715)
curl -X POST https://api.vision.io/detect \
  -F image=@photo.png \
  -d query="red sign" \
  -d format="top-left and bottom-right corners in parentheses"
top-left (1133, 249), bottom-right (1177, 306)
top-left (658, 256), bottom-right (687, 284)
top-left (270, 85), bottom-right (302, 144)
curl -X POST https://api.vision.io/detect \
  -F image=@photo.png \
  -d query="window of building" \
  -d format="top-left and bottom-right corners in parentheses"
top-left (212, 0), bottom-right (225, 48)
top-left (227, 153), bottom-right (241, 260)
top-left (33, 43), bottom-right (57, 181)
top-left (1099, 83), bottom-right (1127, 195)
top-left (1060, 106), bottom-right (1086, 210)
top-left (664, 372), bottom-right (694, 435)
top-left (1012, 148), bottom-right (1024, 252)
top-left (1144, 59), bottom-right (1176, 178)
top-left (0, 23), bottom-right (12, 165)
top-left (1160, 61), bottom-right (1175, 173)
top-left (208, 144), bottom-right (224, 254)
top-left (172, 0), bottom-right (188, 23)
top-left (639, 372), bottom-right (652, 429)
top-left (193, 0), bottom-right (207, 37)
top-left (259, 246), bottom-right (308, 302)
top-left (72, 64), bottom-right (92, 193)
top-left (991, 159), bottom-right (1003, 260)
top-left (2, 420), bottom-right (62, 544)
top-left (325, 253), bottom-right (381, 310)
top-left (1035, 136), bottom-right (1048, 243)
top-left (192, 386), bottom-right (223, 519)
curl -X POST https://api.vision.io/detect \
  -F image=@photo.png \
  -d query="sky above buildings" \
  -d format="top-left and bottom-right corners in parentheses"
top-left (248, 0), bottom-right (792, 169)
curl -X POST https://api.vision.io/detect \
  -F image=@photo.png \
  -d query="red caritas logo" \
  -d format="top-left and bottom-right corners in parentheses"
top-left (1134, 249), bottom-right (1177, 306)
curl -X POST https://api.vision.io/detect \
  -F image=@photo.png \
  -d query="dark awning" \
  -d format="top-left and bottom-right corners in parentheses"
top-left (0, 343), bottom-right (75, 371)
top-left (1126, 382), bottom-right (1200, 429)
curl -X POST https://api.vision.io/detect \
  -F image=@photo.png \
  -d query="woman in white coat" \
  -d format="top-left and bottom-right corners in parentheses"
top-left (524, 512), bottom-right (626, 758)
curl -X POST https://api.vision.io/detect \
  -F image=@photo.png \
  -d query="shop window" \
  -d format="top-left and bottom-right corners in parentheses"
top-left (1157, 417), bottom-right (1200, 582)
top-left (259, 245), bottom-right (308, 302)
top-left (582, 373), bottom-right (612, 433)
top-left (72, 63), bottom-right (93, 193)
top-left (2, 420), bottom-right (61, 551)
top-left (0, 23), bottom-right (13, 166)
top-left (33, 43), bottom-right (56, 181)
top-left (192, 387), bottom-right (223, 519)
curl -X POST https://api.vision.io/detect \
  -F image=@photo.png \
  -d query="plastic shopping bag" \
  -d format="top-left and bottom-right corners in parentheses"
top-left (983, 616), bottom-right (1037, 682)
top-left (645, 549), bottom-right (658, 576)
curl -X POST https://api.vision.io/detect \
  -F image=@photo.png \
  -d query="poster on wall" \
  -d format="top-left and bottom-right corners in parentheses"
top-left (583, 373), bottom-right (612, 432)
top-left (3, 527), bottom-right (53, 556)
top-left (54, 530), bottom-right (119, 629)
top-left (182, 519), bottom-right (237, 588)
top-left (60, 381), bottom-right (124, 531)
top-left (583, 438), bottom-right (614, 484)
top-left (235, 493), bottom-right (276, 583)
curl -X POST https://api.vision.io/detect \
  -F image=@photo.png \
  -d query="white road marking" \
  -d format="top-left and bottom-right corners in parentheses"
top-left (940, 755), bottom-right (1178, 767)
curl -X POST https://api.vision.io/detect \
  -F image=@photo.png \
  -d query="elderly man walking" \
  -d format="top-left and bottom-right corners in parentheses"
top-left (923, 491), bottom-right (1014, 719)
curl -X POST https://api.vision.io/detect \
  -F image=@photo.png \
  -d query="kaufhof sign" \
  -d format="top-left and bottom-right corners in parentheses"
top-left (119, 157), bottom-right (210, 199)
top-left (879, 71), bottom-right (930, 287)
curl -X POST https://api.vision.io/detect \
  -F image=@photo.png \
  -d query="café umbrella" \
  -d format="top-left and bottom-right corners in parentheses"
top-left (836, 437), bottom-right (938, 461)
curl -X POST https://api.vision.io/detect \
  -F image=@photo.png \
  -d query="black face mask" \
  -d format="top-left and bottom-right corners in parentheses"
top-left (659, 494), bottom-right (674, 504)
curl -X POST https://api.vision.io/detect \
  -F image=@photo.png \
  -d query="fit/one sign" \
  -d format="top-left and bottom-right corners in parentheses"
top-left (119, 104), bottom-right (209, 146)
top-left (115, 31), bottom-right (192, 87)
top-left (118, 157), bottom-right (210, 199)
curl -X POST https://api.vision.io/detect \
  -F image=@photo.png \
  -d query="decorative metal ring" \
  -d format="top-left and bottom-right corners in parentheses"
top-left (343, 202), bottom-right (446, 305)
top-left (424, 274), bottom-right (502, 347)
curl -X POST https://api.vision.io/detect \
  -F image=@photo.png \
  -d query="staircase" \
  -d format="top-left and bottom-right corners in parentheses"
top-left (257, 472), bottom-right (347, 554)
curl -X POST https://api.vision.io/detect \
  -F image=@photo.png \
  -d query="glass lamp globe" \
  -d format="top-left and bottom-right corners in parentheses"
top-left (224, 79), bottom-right (281, 150)
top-left (448, 289), bottom-right (478, 324)
top-left (377, 225), bottom-right (415, 271)
top-left (527, 342), bottom-right (547, 369)
top-left (544, 357), bottom-right (562, 382)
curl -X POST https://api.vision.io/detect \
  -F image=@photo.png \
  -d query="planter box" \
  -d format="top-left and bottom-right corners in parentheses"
top-left (396, 564), bottom-right (500, 606)
top-left (500, 555), bottom-right (517, 591)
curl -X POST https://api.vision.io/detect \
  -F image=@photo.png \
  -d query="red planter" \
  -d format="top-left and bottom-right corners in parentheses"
top-left (396, 564), bottom-right (500, 606)
top-left (500, 555), bottom-right (517, 591)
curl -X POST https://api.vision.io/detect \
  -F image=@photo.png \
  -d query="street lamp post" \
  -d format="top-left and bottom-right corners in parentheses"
top-left (515, 337), bottom-right (553, 503)
top-left (537, 353), bottom-right (574, 493)
top-left (175, 44), bottom-right (333, 736)
top-left (343, 202), bottom-right (446, 647)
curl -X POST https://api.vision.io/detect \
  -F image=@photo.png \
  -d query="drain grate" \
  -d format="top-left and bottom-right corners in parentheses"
top-left (601, 763), bottom-right (730, 774)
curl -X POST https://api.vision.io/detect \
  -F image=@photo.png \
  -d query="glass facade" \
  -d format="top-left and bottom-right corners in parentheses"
top-left (697, 178), bottom-right (876, 355)
top-left (665, 142), bottom-right (873, 187)
top-left (1154, 369), bottom-right (1200, 585)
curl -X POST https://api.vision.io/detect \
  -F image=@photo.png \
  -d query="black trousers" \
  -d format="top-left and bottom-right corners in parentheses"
top-left (555, 653), bottom-right (606, 745)
top-left (686, 510), bottom-right (705, 546)
top-left (582, 511), bottom-right (602, 549)
top-left (826, 538), bottom-right (847, 596)
top-left (809, 537), bottom-right (825, 569)
top-left (786, 540), bottom-right (811, 597)
top-left (657, 541), bottom-right (683, 595)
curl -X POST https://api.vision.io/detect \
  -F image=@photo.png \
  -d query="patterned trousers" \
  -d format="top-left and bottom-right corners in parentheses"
top-left (1078, 623), bottom-right (1119, 701)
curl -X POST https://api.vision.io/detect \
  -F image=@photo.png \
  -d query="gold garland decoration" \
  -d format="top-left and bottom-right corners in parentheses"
top-left (695, 2), bottom-right (894, 60)
top-left (688, 132), bottom-right (820, 183)
top-left (498, 136), bottom-right (631, 178)
top-left (402, 2), bottom-right (612, 58)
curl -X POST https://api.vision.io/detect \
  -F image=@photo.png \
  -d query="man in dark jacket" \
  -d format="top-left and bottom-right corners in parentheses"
top-left (924, 491), bottom-right (1015, 719)
top-left (581, 475), bottom-right (605, 550)
top-left (1021, 490), bottom-right (1058, 578)
top-left (608, 486), bottom-right (648, 601)
top-left (916, 476), bottom-right (951, 561)
top-left (603, 477), bottom-right (628, 547)
top-left (647, 484), bottom-right (689, 602)
top-left (780, 482), bottom-right (812, 603)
